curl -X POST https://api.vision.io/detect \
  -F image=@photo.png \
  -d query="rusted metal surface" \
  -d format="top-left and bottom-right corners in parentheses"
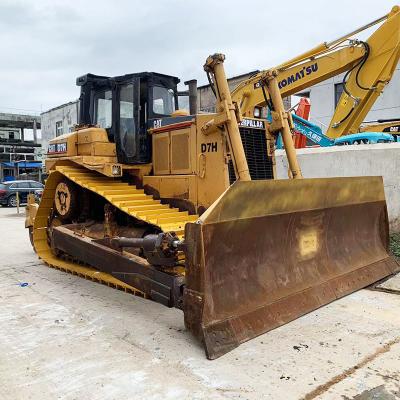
top-left (184, 177), bottom-right (399, 359)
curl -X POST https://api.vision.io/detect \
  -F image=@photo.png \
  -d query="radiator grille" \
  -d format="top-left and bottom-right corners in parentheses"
top-left (228, 127), bottom-right (274, 184)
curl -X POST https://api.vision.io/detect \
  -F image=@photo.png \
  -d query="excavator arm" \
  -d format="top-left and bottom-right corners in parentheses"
top-left (233, 5), bottom-right (400, 138)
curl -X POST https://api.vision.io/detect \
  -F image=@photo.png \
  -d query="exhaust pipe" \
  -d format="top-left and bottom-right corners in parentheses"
top-left (184, 79), bottom-right (198, 115)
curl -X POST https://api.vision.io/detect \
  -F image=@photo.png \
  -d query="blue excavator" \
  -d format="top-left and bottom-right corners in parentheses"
top-left (276, 110), bottom-right (395, 149)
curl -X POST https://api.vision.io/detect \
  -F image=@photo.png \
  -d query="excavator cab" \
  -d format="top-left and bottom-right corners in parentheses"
top-left (76, 72), bottom-right (180, 164)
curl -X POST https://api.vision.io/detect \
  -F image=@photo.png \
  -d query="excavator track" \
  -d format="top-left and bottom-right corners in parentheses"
top-left (32, 164), bottom-right (198, 295)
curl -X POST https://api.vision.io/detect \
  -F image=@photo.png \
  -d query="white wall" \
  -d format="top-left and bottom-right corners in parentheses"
top-left (276, 143), bottom-right (400, 231)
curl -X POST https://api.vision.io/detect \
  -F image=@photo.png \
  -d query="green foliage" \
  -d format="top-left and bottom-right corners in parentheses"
top-left (389, 233), bottom-right (400, 259)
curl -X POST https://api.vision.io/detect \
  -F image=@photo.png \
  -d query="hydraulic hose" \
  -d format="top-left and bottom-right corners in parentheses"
top-left (334, 41), bottom-right (371, 127)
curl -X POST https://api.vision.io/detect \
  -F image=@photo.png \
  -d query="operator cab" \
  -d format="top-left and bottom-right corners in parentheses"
top-left (76, 72), bottom-right (180, 164)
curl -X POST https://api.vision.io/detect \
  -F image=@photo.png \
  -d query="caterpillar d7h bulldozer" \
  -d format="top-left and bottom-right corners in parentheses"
top-left (26, 53), bottom-right (398, 359)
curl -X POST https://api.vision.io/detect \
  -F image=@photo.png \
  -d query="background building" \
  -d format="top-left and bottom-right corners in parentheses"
top-left (0, 127), bottom-right (21, 141)
top-left (198, 71), bottom-right (259, 112)
top-left (0, 113), bottom-right (42, 181)
top-left (40, 101), bottom-right (79, 153)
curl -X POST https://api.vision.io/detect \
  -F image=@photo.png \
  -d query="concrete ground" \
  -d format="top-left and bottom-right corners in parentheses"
top-left (1, 207), bottom-right (400, 400)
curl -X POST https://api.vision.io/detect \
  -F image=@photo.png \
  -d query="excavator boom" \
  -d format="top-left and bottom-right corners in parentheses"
top-left (233, 5), bottom-right (400, 138)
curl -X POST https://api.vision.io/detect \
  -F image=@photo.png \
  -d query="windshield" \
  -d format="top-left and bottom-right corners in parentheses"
top-left (152, 86), bottom-right (175, 115)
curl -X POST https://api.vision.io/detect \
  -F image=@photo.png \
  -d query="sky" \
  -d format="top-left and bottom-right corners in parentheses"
top-left (0, 0), bottom-right (398, 114)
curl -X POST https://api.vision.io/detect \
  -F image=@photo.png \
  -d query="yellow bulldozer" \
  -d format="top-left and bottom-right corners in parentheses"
top-left (26, 8), bottom-right (400, 359)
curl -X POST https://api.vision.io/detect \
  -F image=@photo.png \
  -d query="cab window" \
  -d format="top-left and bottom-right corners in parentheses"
top-left (152, 86), bottom-right (175, 115)
top-left (94, 90), bottom-right (112, 129)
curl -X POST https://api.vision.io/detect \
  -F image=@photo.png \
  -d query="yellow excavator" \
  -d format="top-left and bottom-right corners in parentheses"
top-left (359, 119), bottom-right (400, 141)
top-left (26, 8), bottom-right (400, 359)
top-left (232, 5), bottom-right (400, 141)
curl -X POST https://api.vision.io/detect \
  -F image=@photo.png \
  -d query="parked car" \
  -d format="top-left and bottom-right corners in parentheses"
top-left (0, 180), bottom-right (44, 207)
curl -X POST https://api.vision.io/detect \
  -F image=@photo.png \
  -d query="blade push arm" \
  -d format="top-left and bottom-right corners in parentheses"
top-left (203, 54), bottom-right (303, 180)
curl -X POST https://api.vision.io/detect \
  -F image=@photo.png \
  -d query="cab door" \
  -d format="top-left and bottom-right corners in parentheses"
top-left (115, 79), bottom-right (141, 165)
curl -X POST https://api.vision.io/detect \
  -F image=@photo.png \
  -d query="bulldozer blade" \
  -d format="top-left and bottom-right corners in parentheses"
top-left (183, 176), bottom-right (399, 359)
